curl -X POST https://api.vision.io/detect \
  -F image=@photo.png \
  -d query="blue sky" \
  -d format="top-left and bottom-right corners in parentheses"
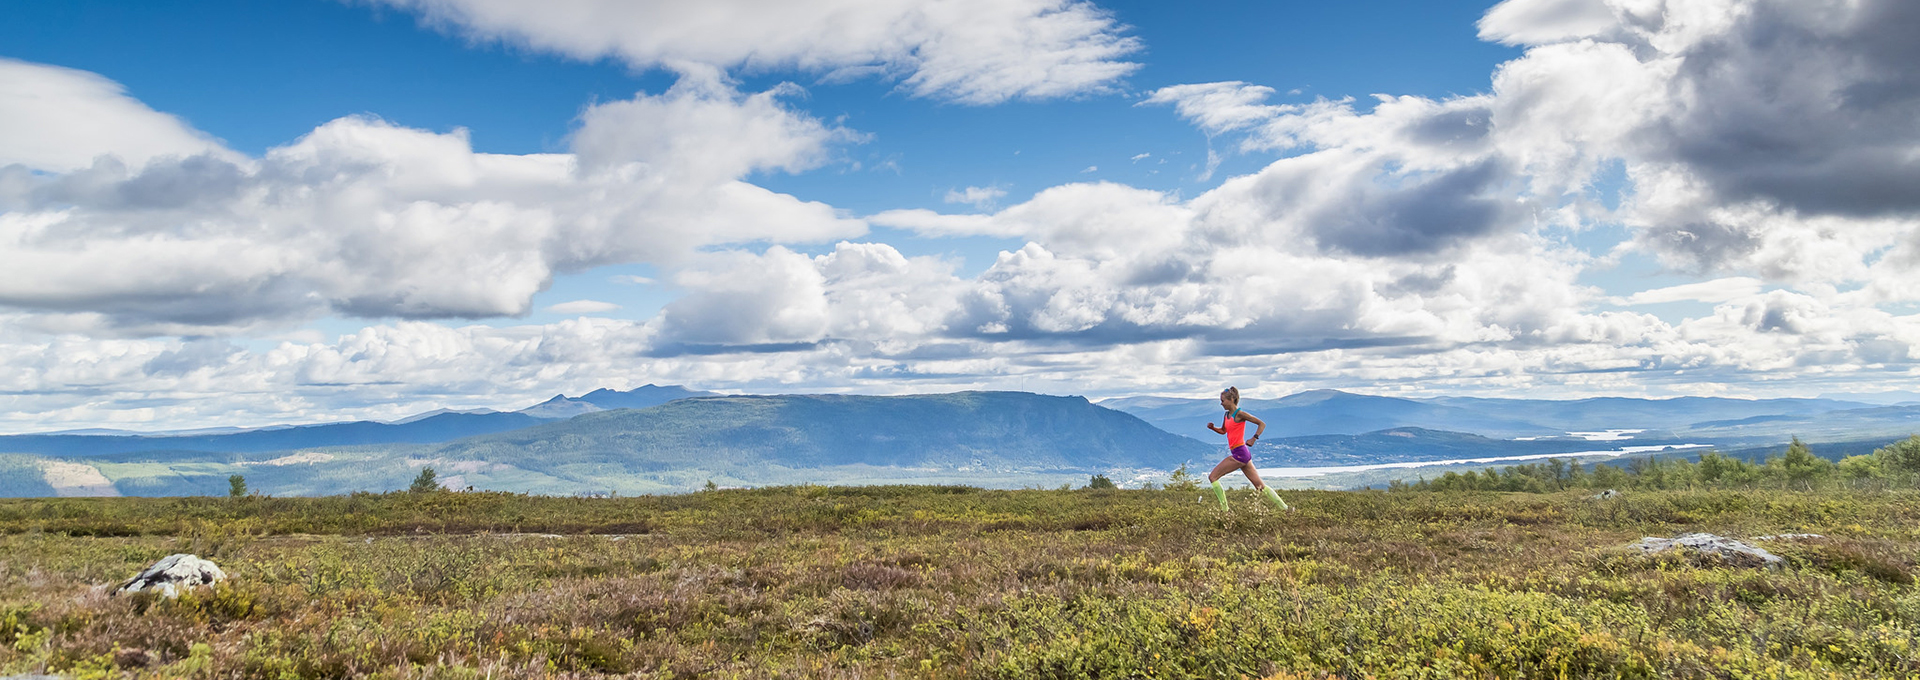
top-left (4, 0), bottom-right (1510, 334)
top-left (2, 0), bottom-right (1918, 430)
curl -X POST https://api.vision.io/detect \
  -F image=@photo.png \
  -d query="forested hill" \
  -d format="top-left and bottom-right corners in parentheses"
top-left (434, 391), bottom-right (1217, 473)
top-left (0, 412), bottom-right (550, 459)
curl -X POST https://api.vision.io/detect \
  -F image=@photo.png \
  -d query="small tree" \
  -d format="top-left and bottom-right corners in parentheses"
top-left (1545, 458), bottom-right (1569, 488)
top-left (1591, 463), bottom-right (1630, 490)
top-left (1165, 464), bottom-right (1201, 492)
top-left (1086, 474), bottom-right (1116, 490)
top-left (1779, 438), bottom-right (1831, 490)
top-left (1839, 454), bottom-right (1885, 489)
top-left (1565, 460), bottom-right (1589, 487)
top-left (409, 466), bottom-right (440, 493)
top-left (228, 474), bottom-right (247, 498)
top-left (704, 479), bottom-right (718, 492)
top-left (1875, 436), bottom-right (1920, 476)
top-left (1696, 451), bottom-right (1732, 483)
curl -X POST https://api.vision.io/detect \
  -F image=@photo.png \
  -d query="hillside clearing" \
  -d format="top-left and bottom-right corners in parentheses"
top-left (36, 461), bottom-right (117, 498)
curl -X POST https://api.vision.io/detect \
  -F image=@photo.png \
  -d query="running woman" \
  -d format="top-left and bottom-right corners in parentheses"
top-left (1205, 387), bottom-right (1288, 512)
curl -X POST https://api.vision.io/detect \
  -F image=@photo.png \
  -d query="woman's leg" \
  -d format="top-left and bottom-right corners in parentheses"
top-left (1241, 461), bottom-right (1266, 489)
top-left (1208, 457), bottom-right (1243, 482)
top-left (1242, 462), bottom-right (1288, 511)
top-left (1207, 457), bottom-right (1241, 510)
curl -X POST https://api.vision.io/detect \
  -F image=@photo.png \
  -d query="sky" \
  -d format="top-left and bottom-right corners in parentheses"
top-left (3, 0), bottom-right (1919, 432)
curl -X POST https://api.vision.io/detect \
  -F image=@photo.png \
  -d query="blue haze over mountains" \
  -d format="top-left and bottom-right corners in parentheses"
top-left (6, 384), bottom-right (712, 457)
top-left (1098, 389), bottom-right (1920, 447)
top-left (3, 384), bottom-right (1918, 496)
top-left (437, 392), bottom-right (1211, 475)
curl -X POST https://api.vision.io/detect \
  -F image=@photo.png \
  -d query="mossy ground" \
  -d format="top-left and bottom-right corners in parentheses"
top-left (4, 486), bottom-right (1919, 678)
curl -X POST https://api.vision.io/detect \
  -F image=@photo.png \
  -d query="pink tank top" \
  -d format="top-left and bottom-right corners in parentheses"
top-left (1224, 409), bottom-right (1246, 448)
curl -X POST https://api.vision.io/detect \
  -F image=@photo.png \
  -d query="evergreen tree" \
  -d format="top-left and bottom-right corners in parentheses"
top-left (1780, 438), bottom-right (1830, 490)
top-left (1840, 454), bottom-right (1885, 488)
top-left (1875, 436), bottom-right (1920, 476)
top-left (1164, 464), bottom-right (1201, 491)
top-left (409, 466), bottom-right (440, 493)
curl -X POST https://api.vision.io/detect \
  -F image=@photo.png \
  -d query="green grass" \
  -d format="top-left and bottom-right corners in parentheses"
top-left (4, 486), bottom-right (1920, 678)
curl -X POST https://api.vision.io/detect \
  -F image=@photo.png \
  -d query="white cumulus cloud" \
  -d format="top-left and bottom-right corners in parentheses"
top-left (943, 185), bottom-right (1007, 209)
top-left (0, 62), bottom-right (864, 332)
top-left (1146, 0), bottom-right (1920, 292)
top-left (1141, 81), bottom-right (1290, 138)
top-left (1612, 277), bottom-right (1764, 306)
top-left (0, 58), bottom-right (239, 172)
top-left (372, 0), bottom-right (1142, 104)
top-left (546, 300), bottom-right (622, 315)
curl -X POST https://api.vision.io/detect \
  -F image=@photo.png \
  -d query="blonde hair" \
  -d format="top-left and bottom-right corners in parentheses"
top-left (1221, 386), bottom-right (1240, 407)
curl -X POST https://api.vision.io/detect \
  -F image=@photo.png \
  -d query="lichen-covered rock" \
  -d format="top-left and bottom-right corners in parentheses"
top-left (116, 554), bottom-right (226, 597)
top-left (1629, 533), bottom-right (1781, 568)
top-left (1752, 533), bottom-right (1825, 541)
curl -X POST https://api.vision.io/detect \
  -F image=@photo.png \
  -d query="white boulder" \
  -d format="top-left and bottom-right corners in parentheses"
top-left (1629, 533), bottom-right (1782, 568)
top-left (116, 554), bottom-right (226, 597)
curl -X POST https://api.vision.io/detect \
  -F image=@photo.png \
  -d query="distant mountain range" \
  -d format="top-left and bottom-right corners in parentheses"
top-left (1, 390), bottom-right (1221, 497)
top-left (1256, 427), bottom-right (1691, 468)
top-left (0, 384), bottom-right (712, 458)
top-left (1099, 390), bottom-right (1920, 448)
top-left (4, 385), bottom-right (1917, 497)
top-left (1816, 391), bottom-right (1920, 405)
top-left (434, 392), bottom-right (1215, 483)
top-left (0, 412), bottom-right (551, 459)
top-left (516, 385), bottom-right (716, 419)
top-left (1415, 394), bottom-right (1876, 434)
top-left (1101, 390), bottom-right (1559, 440)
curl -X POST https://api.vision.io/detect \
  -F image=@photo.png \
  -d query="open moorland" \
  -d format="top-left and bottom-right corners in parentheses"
top-left (5, 471), bottom-right (1920, 679)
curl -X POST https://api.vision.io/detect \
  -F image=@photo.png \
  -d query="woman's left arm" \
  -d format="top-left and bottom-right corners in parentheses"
top-left (1242, 412), bottom-right (1265, 443)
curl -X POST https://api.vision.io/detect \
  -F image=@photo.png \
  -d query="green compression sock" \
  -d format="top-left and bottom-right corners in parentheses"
top-left (1263, 487), bottom-right (1289, 511)
top-left (1211, 481), bottom-right (1229, 511)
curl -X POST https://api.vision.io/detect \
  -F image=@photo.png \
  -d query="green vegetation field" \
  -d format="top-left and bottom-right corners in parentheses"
top-left (6, 473), bottom-right (1920, 679)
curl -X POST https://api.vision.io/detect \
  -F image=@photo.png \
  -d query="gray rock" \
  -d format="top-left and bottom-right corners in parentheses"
top-left (1629, 533), bottom-right (1782, 568)
top-left (116, 554), bottom-right (226, 597)
top-left (1752, 533), bottom-right (1825, 541)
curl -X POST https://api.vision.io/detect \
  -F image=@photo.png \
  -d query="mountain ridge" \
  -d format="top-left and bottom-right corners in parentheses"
top-left (516, 384), bottom-right (717, 419)
top-left (0, 384), bottom-right (717, 457)
top-left (436, 391), bottom-right (1217, 477)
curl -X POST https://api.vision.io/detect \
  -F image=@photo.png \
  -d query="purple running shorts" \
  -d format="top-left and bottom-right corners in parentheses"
top-left (1230, 445), bottom-right (1252, 463)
